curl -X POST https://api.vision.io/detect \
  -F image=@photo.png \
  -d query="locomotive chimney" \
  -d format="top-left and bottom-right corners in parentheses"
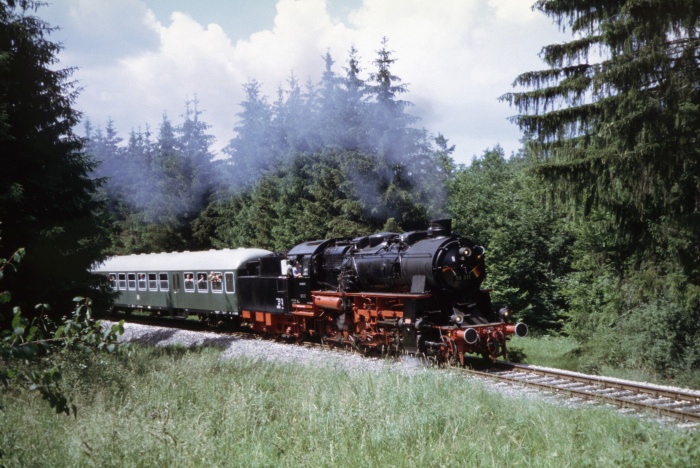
top-left (427, 219), bottom-right (452, 238)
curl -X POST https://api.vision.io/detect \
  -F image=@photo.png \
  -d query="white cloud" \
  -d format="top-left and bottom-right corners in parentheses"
top-left (42, 0), bottom-right (567, 163)
top-left (44, 0), bottom-right (160, 64)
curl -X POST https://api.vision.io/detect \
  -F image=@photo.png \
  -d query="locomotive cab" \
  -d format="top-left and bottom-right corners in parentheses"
top-left (238, 254), bottom-right (292, 314)
top-left (285, 238), bottom-right (338, 304)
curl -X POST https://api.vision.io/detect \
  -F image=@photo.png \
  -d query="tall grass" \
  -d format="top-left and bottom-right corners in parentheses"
top-left (509, 335), bottom-right (700, 389)
top-left (1, 345), bottom-right (698, 467)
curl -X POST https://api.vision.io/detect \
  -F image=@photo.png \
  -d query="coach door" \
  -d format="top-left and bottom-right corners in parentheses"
top-left (170, 272), bottom-right (185, 311)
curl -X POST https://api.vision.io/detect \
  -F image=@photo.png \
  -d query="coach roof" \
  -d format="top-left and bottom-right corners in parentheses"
top-left (93, 248), bottom-right (273, 273)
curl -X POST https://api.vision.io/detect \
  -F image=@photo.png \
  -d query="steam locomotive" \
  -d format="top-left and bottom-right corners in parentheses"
top-left (95, 219), bottom-right (527, 363)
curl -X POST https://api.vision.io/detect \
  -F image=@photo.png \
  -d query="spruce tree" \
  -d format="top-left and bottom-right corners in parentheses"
top-left (316, 51), bottom-right (341, 146)
top-left (223, 80), bottom-right (273, 191)
top-left (177, 97), bottom-right (216, 218)
top-left (0, 0), bottom-right (109, 317)
top-left (502, 0), bottom-right (699, 275)
top-left (338, 45), bottom-right (370, 151)
top-left (368, 36), bottom-right (418, 159)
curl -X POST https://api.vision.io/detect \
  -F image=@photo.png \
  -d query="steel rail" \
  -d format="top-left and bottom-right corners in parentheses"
top-left (495, 362), bottom-right (700, 404)
top-left (464, 362), bottom-right (700, 423)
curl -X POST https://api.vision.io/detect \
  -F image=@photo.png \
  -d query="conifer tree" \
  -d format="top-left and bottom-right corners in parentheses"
top-left (177, 97), bottom-right (216, 216)
top-left (0, 0), bottom-right (109, 316)
top-left (368, 36), bottom-right (418, 159)
top-left (223, 80), bottom-right (273, 191)
top-left (316, 51), bottom-right (339, 141)
top-left (502, 0), bottom-right (699, 274)
top-left (338, 45), bottom-right (370, 151)
top-left (502, 0), bottom-right (699, 376)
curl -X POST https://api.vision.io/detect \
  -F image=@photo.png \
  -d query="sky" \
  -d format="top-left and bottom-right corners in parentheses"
top-left (37, 0), bottom-right (568, 165)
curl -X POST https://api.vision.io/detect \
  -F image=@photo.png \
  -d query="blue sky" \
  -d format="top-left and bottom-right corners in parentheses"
top-left (38, 0), bottom-right (567, 165)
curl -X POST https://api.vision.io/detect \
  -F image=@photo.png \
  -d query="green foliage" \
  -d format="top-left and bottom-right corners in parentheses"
top-left (88, 98), bottom-right (218, 254)
top-left (449, 147), bottom-right (573, 331)
top-left (562, 255), bottom-right (700, 386)
top-left (552, 205), bottom-right (700, 385)
top-left (187, 40), bottom-right (451, 250)
top-left (1, 246), bottom-right (125, 416)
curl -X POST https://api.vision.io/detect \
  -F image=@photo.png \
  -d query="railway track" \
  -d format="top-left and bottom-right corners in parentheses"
top-left (464, 360), bottom-right (700, 425)
top-left (108, 313), bottom-right (700, 426)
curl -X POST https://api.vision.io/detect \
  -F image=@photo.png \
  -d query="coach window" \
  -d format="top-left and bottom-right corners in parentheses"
top-left (148, 273), bottom-right (158, 290)
top-left (127, 273), bottom-right (136, 290)
top-left (197, 272), bottom-right (208, 293)
top-left (109, 274), bottom-right (118, 290)
top-left (224, 272), bottom-right (235, 293)
top-left (159, 273), bottom-right (169, 291)
top-left (210, 272), bottom-right (223, 293)
top-left (118, 273), bottom-right (127, 290)
top-left (137, 273), bottom-right (147, 290)
top-left (184, 273), bottom-right (195, 292)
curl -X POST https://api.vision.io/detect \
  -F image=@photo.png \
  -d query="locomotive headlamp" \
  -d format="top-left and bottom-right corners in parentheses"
top-left (458, 247), bottom-right (472, 258)
top-left (498, 307), bottom-right (511, 321)
top-left (452, 313), bottom-right (465, 325)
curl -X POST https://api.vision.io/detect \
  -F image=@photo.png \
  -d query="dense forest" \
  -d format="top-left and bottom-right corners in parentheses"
top-left (2, 0), bottom-right (699, 399)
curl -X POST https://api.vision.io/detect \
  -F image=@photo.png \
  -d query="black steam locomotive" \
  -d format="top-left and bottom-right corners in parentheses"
top-left (237, 219), bottom-right (526, 362)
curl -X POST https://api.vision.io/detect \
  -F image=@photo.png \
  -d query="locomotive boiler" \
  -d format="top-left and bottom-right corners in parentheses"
top-left (337, 219), bottom-right (486, 296)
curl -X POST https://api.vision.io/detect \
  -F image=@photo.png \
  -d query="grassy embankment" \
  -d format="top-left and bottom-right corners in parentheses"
top-left (1, 344), bottom-right (698, 467)
top-left (509, 335), bottom-right (700, 389)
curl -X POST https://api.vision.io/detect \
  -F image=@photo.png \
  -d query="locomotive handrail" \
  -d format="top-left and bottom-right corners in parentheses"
top-left (312, 290), bottom-right (432, 299)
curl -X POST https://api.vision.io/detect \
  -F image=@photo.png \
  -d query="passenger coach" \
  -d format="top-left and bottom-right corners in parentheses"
top-left (93, 248), bottom-right (272, 319)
